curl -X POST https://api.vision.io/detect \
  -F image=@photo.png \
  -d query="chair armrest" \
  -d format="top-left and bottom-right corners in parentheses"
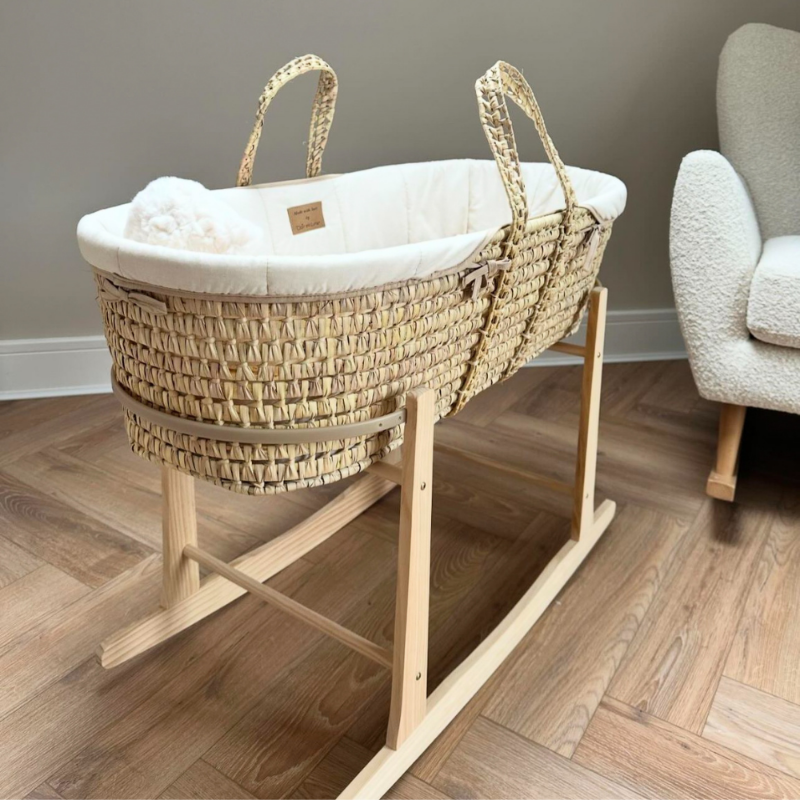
top-left (670, 150), bottom-right (762, 355)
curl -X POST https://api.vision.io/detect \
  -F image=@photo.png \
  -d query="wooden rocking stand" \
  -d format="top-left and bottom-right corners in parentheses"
top-left (99, 287), bottom-right (615, 799)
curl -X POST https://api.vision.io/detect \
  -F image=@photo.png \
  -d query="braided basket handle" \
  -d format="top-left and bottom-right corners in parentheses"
top-left (237, 54), bottom-right (338, 187)
top-left (475, 61), bottom-right (577, 252)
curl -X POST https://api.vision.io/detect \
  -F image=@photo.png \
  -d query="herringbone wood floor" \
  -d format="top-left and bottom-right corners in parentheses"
top-left (1, 360), bottom-right (799, 799)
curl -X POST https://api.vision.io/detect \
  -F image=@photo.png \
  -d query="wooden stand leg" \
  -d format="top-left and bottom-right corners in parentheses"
top-left (706, 403), bottom-right (747, 502)
top-left (386, 388), bottom-right (435, 750)
top-left (161, 466), bottom-right (200, 608)
top-left (571, 287), bottom-right (607, 540)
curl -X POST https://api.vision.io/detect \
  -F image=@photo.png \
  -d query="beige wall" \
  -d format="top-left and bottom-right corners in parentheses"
top-left (2, 0), bottom-right (798, 339)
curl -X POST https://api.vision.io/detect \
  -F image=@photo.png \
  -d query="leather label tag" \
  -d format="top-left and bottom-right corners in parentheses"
top-left (287, 202), bottom-right (325, 235)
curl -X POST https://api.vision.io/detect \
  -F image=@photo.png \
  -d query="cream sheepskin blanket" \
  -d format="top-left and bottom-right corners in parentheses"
top-left (124, 177), bottom-right (264, 255)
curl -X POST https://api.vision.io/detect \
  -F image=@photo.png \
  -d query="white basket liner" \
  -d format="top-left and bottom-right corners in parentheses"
top-left (78, 159), bottom-right (626, 297)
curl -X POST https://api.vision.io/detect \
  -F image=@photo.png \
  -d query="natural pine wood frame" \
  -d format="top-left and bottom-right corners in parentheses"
top-left (98, 286), bottom-right (615, 799)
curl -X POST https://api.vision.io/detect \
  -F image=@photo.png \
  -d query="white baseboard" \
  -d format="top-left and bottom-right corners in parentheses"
top-left (532, 307), bottom-right (686, 367)
top-left (0, 337), bottom-right (113, 401)
top-left (0, 309), bottom-right (685, 401)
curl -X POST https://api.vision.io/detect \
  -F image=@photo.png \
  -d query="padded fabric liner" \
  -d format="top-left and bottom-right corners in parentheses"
top-left (78, 159), bottom-right (626, 297)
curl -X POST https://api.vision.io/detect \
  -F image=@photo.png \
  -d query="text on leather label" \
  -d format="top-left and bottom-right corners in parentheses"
top-left (287, 202), bottom-right (325, 235)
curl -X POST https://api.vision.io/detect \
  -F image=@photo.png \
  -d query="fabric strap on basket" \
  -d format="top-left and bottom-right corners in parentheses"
top-left (237, 54), bottom-right (338, 186)
top-left (111, 372), bottom-right (407, 445)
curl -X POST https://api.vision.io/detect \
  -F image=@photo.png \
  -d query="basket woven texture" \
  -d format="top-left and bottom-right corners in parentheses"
top-left (95, 56), bottom-right (613, 495)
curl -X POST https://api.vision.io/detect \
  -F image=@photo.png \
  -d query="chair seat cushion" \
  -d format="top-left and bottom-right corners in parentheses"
top-left (748, 236), bottom-right (800, 348)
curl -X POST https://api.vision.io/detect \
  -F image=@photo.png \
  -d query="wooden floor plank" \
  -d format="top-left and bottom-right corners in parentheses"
top-left (0, 533), bottom-right (43, 589)
top-left (0, 564), bottom-right (89, 651)
top-left (1, 361), bottom-right (799, 800)
top-left (574, 697), bottom-right (800, 799)
top-left (51, 406), bottom-right (128, 464)
top-left (0, 395), bottom-right (118, 469)
top-left (496, 409), bottom-right (711, 521)
top-left (407, 667), bottom-right (501, 784)
top-left (383, 774), bottom-right (451, 800)
top-left (595, 361), bottom-right (669, 420)
top-left (508, 363), bottom-right (583, 423)
top-left (5, 449), bottom-right (172, 549)
top-left (0, 554), bottom-right (160, 718)
top-left (455, 366), bottom-right (557, 427)
top-left (23, 783), bottom-right (63, 800)
top-left (289, 738), bottom-right (374, 800)
top-left (289, 737), bottom-right (451, 800)
top-left (704, 676), bottom-right (800, 781)
top-left (0, 469), bottom-right (154, 587)
top-left (345, 511), bottom-right (567, 763)
top-left (622, 360), bottom-right (718, 442)
top-left (47, 532), bottom-right (393, 800)
top-left (159, 760), bottom-right (256, 800)
top-left (4, 449), bottom-right (271, 566)
top-left (433, 716), bottom-right (641, 799)
top-left (197, 604), bottom-right (388, 798)
top-left (607, 499), bottom-right (770, 733)
top-left (0, 579), bottom-right (299, 799)
top-left (0, 395), bottom-right (93, 441)
top-left (203, 518), bottom-right (511, 798)
top-left (724, 491), bottom-right (800, 705)
top-left (434, 450), bottom-right (569, 536)
top-left (48, 600), bottom-right (316, 800)
top-left (482, 503), bottom-right (688, 756)
top-left (432, 422), bottom-right (574, 521)
top-left (85, 437), bottom-right (320, 553)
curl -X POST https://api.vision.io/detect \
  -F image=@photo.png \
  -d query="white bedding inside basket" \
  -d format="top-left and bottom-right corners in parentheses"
top-left (77, 160), bottom-right (626, 297)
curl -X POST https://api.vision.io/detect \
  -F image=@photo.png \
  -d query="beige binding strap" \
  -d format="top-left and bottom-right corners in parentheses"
top-left (111, 372), bottom-right (406, 445)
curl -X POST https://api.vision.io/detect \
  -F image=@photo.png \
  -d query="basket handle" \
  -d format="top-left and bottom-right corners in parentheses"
top-left (475, 61), bottom-right (577, 252)
top-left (237, 54), bottom-right (338, 187)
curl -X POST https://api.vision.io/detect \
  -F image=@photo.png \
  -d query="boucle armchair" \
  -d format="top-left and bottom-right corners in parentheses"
top-left (670, 23), bottom-right (800, 501)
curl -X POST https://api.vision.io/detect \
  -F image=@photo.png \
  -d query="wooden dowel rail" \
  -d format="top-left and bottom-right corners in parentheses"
top-left (367, 460), bottom-right (404, 485)
top-left (183, 544), bottom-right (394, 669)
top-left (549, 341), bottom-right (586, 358)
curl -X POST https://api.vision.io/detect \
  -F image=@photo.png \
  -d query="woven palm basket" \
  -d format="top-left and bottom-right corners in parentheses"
top-left (91, 56), bottom-right (614, 495)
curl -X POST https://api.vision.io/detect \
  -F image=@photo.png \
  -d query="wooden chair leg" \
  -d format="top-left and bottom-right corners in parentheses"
top-left (707, 403), bottom-right (747, 502)
top-left (386, 387), bottom-right (435, 750)
top-left (571, 287), bottom-right (607, 540)
top-left (160, 466), bottom-right (200, 608)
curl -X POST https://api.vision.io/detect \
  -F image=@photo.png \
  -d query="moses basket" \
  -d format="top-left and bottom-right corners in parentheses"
top-left (79, 55), bottom-right (624, 495)
top-left (78, 55), bottom-right (625, 798)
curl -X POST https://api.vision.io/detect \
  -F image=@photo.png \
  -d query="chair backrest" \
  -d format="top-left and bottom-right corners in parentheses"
top-left (718, 23), bottom-right (800, 239)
